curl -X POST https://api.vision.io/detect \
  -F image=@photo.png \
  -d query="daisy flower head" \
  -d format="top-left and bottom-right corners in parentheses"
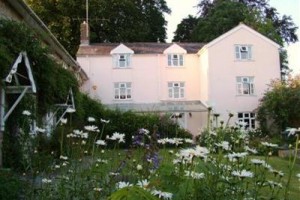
top-left (87, 117), bottom-right (96, 122)
top-left (22, 110), bottom-right (31, 116)
top-left (232, 169), bottom-right (253, 178)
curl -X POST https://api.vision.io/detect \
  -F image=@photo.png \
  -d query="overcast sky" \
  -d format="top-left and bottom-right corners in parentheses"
top-left (164, 0), bottom-right (300, 75)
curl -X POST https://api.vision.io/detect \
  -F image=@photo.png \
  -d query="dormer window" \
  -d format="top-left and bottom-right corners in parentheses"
top-left (168, 54), bottom-right (184, 66)
top-left (115, 54), bottom-right (130, 68)
top-left (235, 45), bottom-right (252, 60)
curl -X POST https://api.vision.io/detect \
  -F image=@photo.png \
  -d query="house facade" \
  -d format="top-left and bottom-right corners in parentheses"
top-left (77, 23), bottom-right (281, 136)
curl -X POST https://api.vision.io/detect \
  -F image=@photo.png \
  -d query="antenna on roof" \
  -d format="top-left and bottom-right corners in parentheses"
top-left (86, 0), bottom-right (89, 24)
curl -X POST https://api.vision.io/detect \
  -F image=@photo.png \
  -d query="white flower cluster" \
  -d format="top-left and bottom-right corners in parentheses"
top-left (42, 178), bottom-right (52, 184)
top-left (84, 125), bottom-right (99, 132)
top-left (261, 142), bottom-right (278, 148)
top-left (107, 132), bottom-right (125, 143)
top-left (158, 137), bottom-right (194, 146)
top-left (185, 170), bottom-right (205, 179)
top-left (215, 141), bottom-right (231, 151)
top-left (231, 169), bottom-right (253, 178)
top-left (67, 129), bottom-right (88, 139)
top-left (95, 139), bottom-right (106, 146)
top-left (173, 145), bottom-right (209, 164)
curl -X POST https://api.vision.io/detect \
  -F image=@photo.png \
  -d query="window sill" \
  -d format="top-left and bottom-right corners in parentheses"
top-left (113, 67), bottom-right (132, 69)
top-left (234, 59), bottom-right (254, 62)
top-left (166, 66), bottom-right (186, 69)
top-left (113, 99), bottom-right (133, 102)
top-left (236, 94), bottom-right (257, 97)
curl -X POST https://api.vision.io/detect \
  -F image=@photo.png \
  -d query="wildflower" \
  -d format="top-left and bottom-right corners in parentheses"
top-left (84, 125), bottom-right (99, 132)
top-left (215, 141), bottom-right (231, 151)
top-left (93, 187), bottom-right (102, 192)
top-left (66, 107), bottom-right (76, 113)
top-left (151, 190), bottom-right (173, 200)
top-left (270, 169), bottom-right (284, 177)
top-left (262, 162), bottom-right (273, 170)
top-left (226, 152), bottom-right (248, 160)
top-left (232, 169), bottom-right (253, 178)
top-left (137, 179), bottom-right (150, 189)
top-left (109, 172), bottom-right (120, 176)
top-left (100, 118), bottom-right (110, 123)
top-left (60, 118), bottom-right (67, 124)
top-left (184, 138), bottom-right (194, 144)
top-left (54, 165), bottom-right (60, 169)
top-left (209, 131), bottom-right (217, 136)
top-left (81, 140), bottom-right (86, 145)
top-left (107, 132), bottom-right (125, 143)
top-left (244, 146), bottom-right (258, 154)
top-left (250, 159), bottom-right (265, 165)
top-left (95, 139), bottom-right (107, 146)
top-left (88, 117), bottom-right (96, 122)
top-left (296, 173), bottom-right (300, 181)
top-left (261, 142), bottom-right (278, 148)
top-left (60, 155), bottom-right (68, 160)
top-left (35, 127), bottom-right (46, 133)
top-left (96, 159), bottom-right (108, 164)
top-left (185, 170), bottom-right (205, 179)
top-left (139, 128), bottom-right (150, 135)
top-left (22, 110), bottom-right (31, 116)
top-left (264, 181), bottom-right (283, 188)
top-left (42, 178), bottom-right (52, 184)
top-left (137, 164), bottom-right (143, 171)
top-left (285, 127), bottom-right (299, 137)
top-left (116, 181), bottom-right (132, 189)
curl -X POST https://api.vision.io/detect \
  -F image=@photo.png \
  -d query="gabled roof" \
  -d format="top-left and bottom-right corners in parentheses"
top-left (110, 43), bottom-right (134, 54)
top-left (77, 43), bottom-right (206, 56)
top-left (163, 43), bottom-right (187, 54)
top-left (204, 23), bottom-right (280, 49)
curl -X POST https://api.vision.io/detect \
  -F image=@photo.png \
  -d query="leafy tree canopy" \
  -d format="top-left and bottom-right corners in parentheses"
top-left (257, 76), bottom-right (300, 134)
top-left (26, 0), bottom-right (170, 57)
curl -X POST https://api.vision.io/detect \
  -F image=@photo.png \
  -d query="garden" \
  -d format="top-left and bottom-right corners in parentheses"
top-left (1, 19), bottom-right (300, 200)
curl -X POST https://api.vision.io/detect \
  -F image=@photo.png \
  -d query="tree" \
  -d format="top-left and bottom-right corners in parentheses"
top-left (257, 76), bottom-right (300, 134)
top-left (173, 15), bottom-right (198, 42)
top-left (26, 0), bottom-right (170, 57)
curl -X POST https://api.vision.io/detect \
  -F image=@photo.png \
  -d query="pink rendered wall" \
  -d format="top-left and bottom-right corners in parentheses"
top-left (205, 28), bottom-right (280, 123)
top-left (78, 53), bottom-right (202, 104)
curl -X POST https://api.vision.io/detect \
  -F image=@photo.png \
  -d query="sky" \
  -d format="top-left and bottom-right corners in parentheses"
top-left (164, 0), bottom-right (300, 75)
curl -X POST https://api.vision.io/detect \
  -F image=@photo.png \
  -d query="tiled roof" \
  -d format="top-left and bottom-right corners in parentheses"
top-left (77, 42), bottom-right (206, 55)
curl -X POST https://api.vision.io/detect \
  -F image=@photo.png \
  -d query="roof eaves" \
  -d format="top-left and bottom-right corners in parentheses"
top-left (7, 0), bottom-right (88, 80)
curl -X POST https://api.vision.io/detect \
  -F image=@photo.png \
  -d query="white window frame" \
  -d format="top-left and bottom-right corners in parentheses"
top-left (235, 45), bottom-right (252, 60)
top-left (114, 54), bottom-right (131, 68)
top-left (168, 54), bottom-right (184, 66)
top-left (236, 76), bottom-right (254, 95)
top-left (238, 112), bottom-right (256, 129)
top-left (114, 82), bottom-right (132, 100)
top-left (168, 82), bottom-right (185, 99)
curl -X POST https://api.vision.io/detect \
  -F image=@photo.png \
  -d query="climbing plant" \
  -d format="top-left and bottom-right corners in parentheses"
top-left (0, 19), bottom-right (79, 115)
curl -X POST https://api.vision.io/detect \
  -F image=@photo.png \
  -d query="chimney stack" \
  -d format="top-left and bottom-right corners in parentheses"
top-left (80, 21), bottom-right (90, 45)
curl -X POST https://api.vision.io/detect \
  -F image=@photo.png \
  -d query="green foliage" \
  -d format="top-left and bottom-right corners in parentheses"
top-left (257, 76), bottom-right (300, 134)
top-left (0, 19), bottom-right (79, 115)
top-left (0, 169), bottom-right (24, 200)
top-left (173, 15), bottom-right (198, 42)
top-left (108, 186), bottom-right (159, 200)
top-left (27, 0), bottom-right (171, 57)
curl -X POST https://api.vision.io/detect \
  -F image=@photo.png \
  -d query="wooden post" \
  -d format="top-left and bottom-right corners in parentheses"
top-left (0, 86), bottom-right (5, 168)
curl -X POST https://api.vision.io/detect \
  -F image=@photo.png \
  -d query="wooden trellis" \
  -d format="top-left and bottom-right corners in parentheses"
top-left (0, 52), bottom-right (36, 168)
